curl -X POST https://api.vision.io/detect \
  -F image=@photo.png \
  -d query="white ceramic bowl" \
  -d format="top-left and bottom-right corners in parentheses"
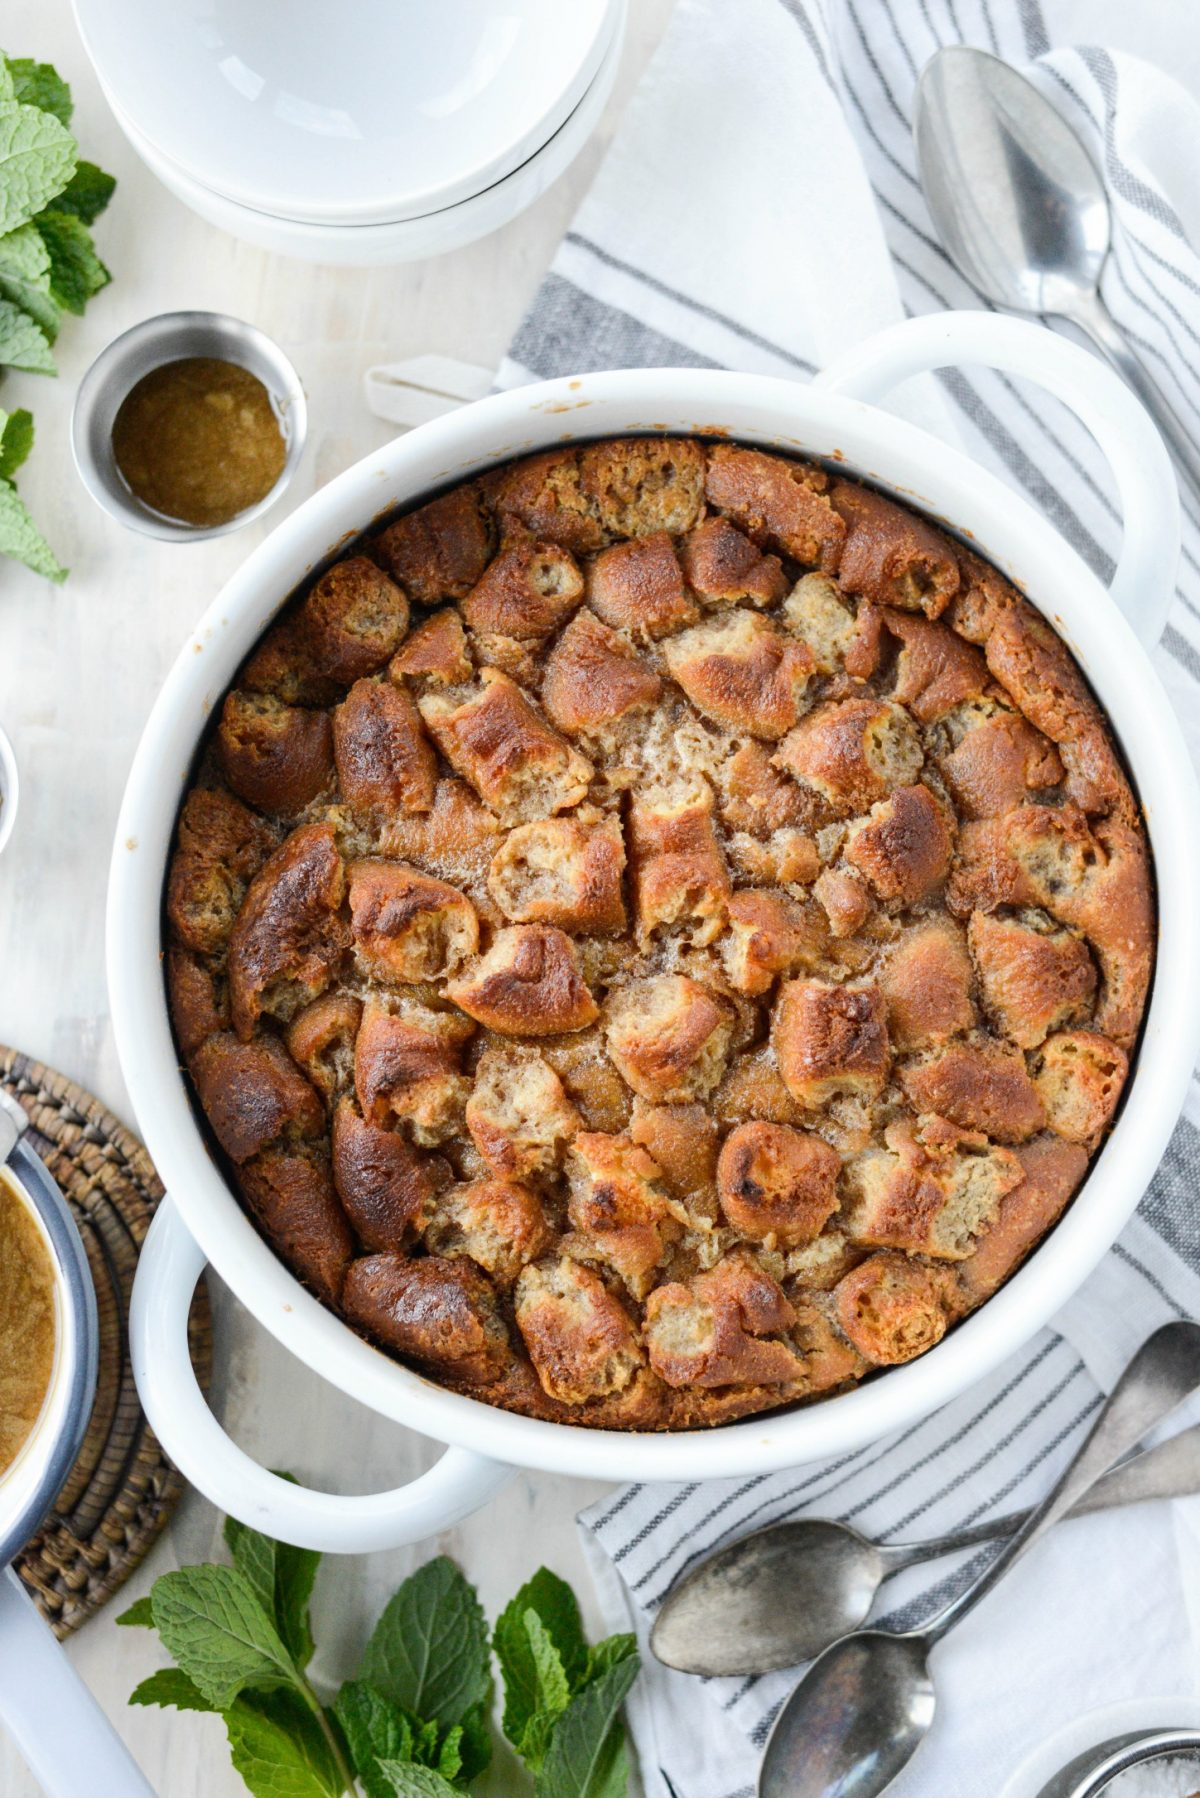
top-left (93, 3), bottom-right (624, 267)
top-left (72, 0), bottom-right (618, 226)
top-left (114, 314), bottom-right (1200, 1553)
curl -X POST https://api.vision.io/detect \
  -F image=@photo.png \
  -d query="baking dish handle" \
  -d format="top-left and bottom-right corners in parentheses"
top-left (813, 310), bottom-right (1180, 649)
top-left (130, 1200), bottom-right (514, 1553)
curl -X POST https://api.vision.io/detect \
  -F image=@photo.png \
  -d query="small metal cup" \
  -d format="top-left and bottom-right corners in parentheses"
top-left (71, 310), bottom-right (307, 541)
top-left (0, 720), bottom-right (18, 857)
top-left (1037, 1728), bottom-right (1200, 1797)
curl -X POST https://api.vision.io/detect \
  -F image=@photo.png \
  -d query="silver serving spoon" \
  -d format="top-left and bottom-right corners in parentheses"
top-left (758, 1321), bottom-right (1200, 1798)
top-left (652, 1421), bottom-right (1200, 1676)
top-left (915, 46), bottom-right (1200, 504)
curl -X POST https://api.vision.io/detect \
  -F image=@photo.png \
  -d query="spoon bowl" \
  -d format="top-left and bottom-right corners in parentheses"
top-left (759, 1632), bottom-right (935, 1798)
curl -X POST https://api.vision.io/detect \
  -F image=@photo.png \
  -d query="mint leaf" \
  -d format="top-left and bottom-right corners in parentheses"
top-left (0, 101), bottom-right (76, 234)
top-left (512, 1611), bottom-right (573, 1770)
top-left (130, 1668), bottom-right (217, 1713)
top-left (376, 1765), bottom-right (461, 1798)
top-left (6, 60), bottom-right (72, 128)
top-left (453, 1699), bottom-right (491, 1784)
top-left (495, 1569), bottom-right (586, 1750)
top-left (583, 1634), bottom-right (638, 1686)
top-left (116, 1595), bottom-right (156, 1628)
top-left (0, 295), bottom-right (53, 371)
top-left (360, 1558), bottom-right (490, 1732)
top-left (225, 1497), bottom-right (320, 1670)
top-left (332, 1679), bottom-right (414, 1798)
top-left (54, 159), bottom-right (115, 224)
top-left (535, 1655), bottom-right (639, 1798)
top-left (0, 407), bottom-right (33, 479)
top-left (149, 1565), bottom-right (301, 1711)
top-left (0, 222), bottom-right (58, 340)
top-left (0, 477), bottom-right (65, 579)
top-left (0, 63), bottom-right (13, 104)
top-left (34, 209), bottom-right (108, 316)
top-left (224, 1689), bottom-right (343, 1798)
top-left (434, 1724), bottom-right (463, 1784)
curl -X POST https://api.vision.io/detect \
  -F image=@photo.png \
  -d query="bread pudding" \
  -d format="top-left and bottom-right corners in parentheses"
top-left (165, 437), bottom-right (1153, 1430)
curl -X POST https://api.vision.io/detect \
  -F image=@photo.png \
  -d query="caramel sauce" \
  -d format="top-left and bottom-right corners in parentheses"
top-left (0, 1171), bottom-right (57, 1479)
top-left (112, 356), bottom-right (287, 528)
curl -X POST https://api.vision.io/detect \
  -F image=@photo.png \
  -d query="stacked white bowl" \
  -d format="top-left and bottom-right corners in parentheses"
top-left (71, 0), bottom-right (626, 264)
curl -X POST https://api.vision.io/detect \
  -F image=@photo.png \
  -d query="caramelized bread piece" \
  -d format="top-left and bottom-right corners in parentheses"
top-left (605, 975), bottom-right (733, 1102)
top-left (541, 608), bottom-right (661, 738)
top-left (566, 1131), bottom-right (679, 1295)
top-left (388, 609), bottom-right (472, 688)
top-left (424, 1176), bottom-right (554, 1286)
top-left (353, 999), bottom-right (473, 1145)
top-left (167, 788), bottom-right (277, 957)
top-left (302, 555), bottom-right (410, 682)
top-left (900, 1038), bottom-right (1046, 1144)
top-left (953, 1134), bottom-right (1088, 1309)
top-left (465, 1047), bottom-right (581, 1178)
top-left (663, 611), bottom-right (814, 738)
top-left (240, 1149), bottom-right (353, 1306)
top-left (191, 1031), bottom-right (324, 1165)
top-left (781, 573), bottom-right (858, 673)
top-left (487, 813), bottom-right (626, 935)
top-left (373, 485), bottom-right (494, 602)
top-left (167, 948), bottom-right (228, 1059)
top-left (775, 697), bottom-right (923, 817)
top-left (879, 916), bottom-right (976, 1052)
top-left (834, 1253), bottom-right (953, 1364)
top-left (718, 740), bottom-right (820, 844)
top-left (332, 679), bottom-right (437, 816)
top-left (935, 699), bottom-right (1063, 820)
top-left (967, 910), bottom-right (1097, 1049)
top-left (419, 670), bottom-right (592, 825)
top-left (585, 531), bottom-right (697, 640)
top-left (515, 1256), bottom-right (644, 1402)
top-left (680, 514), bottom-right (787, 608)
top-left (228, 822), bottom-right (349, 1039)
top-left (774, 978), bottom-right (890, 1106)
top-left (343, 1253), bottom-right (511, 1383)
top-left (348, 859), bottom-right (478, 984)
top-left (331, 1097), bottom-right (444, 1249)
top-left (831, 482), bottom-right (959, 618)
top-left (447, 925), bottom-right (598, 1036)
top-left (460, 529), bottom-right (583, 641)
top-left (629, 1101), bottom-right (719, 1205)
top-left (579, 436), bottom-right (706, 537)
top-left (705, 444), bottom-right (845, 568)
top-left (721, 888), bottom-right (826, 995)
top-left (628, 783), bottom-right (729, 948)
top-left (843, 784), bottom-right (954, 904)
top-left (286, 993), bottom-right (362, 1102)
top-left (813, 867), bottom-right (871, 940)
top-left (645, 1252), bottom-right (805, 1388)
top-left (1031, 1031), bottom-right (1128, 1144)
top-left (241, 615), bottom-right (341, 709)
top-left (717, 1122), bottom-right (841, 1247)
top-left (882, 608), bottom-right (988, 721)
top-left (216, 691), bottom-right (334, 816)
top-left (494, 450), bottom-right (607, 555)
top-left (843, 1115), bottom-right (1022, 1260)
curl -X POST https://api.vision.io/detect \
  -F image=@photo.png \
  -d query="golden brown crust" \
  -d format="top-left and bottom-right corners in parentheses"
top-left (168, 433), bottom-right (1152, 1434)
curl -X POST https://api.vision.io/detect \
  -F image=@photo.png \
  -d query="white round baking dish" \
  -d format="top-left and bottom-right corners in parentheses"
top-left (111, 312), bottom-right (1200, 1552)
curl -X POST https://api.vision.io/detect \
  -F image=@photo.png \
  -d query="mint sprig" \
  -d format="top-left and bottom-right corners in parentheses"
top-left (121, 1503), bottom-right (641, 1798)
top-left (0, 46), bottom-right (117, 583)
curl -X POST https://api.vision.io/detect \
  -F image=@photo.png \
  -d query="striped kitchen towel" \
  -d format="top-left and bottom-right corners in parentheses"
top-left (498, 0), bottom-right (1200, 1793)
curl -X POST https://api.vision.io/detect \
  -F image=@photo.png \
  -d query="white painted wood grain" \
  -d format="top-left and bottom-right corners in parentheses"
top-left (0, 4), bottom-right (675, 1791)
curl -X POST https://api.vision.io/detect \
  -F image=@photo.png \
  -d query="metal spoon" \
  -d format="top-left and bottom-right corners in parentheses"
top-left (758, 1320), bottom-right (1200, 1798)
top-left (653, 1421), bottom-right (1200, 1676)
top-left (914, 46), bottom-right (1200, 504)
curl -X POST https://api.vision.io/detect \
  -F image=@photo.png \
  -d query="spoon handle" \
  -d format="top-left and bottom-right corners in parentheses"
top-left (880, 1420), bottom-right (1200, 1571)
top-left (919, 1321), bottom-right (1200, 1646)
top-left (1062, 285), bottom-right (1200, 509)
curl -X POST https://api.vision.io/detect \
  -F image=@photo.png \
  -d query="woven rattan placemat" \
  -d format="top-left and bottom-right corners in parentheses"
top-left (1, 1046), bottom-right (212, 1638)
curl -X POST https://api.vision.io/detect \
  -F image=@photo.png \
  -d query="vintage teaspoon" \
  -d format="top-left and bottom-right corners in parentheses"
top-left (914, 46), bottom-right (1200, 504)
top-left (653, 1422), bottom-right (1200, 1676)
top-left (758, 1321), bottom-right (1200, 1798)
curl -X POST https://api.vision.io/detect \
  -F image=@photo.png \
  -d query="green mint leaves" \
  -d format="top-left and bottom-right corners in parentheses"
top-left (121, 1509), bottom-right (641, 1798)
top-left (0, 47), bottom-right (116, 583)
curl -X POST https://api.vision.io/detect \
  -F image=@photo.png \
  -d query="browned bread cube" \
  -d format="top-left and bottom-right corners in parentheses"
top-left (831, 482), bottom-right (960, 618)
top-left (380, 777), bottom-right (502, 888)
top-left (515, 1256), bottom-right (644, 1402)
top-left (167, 949), bottom-right (228, 1059)
top-left (606, 974), bottom-right (733, 1102)
top-left (899, 1039), bottom-right (1046, 1143)
top-left (343, 1253), bottom-right (510, 1383)
top-left (228, 822), bottom-right (349, 1039)
top-left (465, 1047), bottom-right (581, 1178)
top-left (791, 1293), bottom-right (868, 1393)
top-left (354, 998), bottom-right (473, 1144)
top-left (585, 531), bottom-right (698, 640)
top-left (241, 616), bottom-right (341, 709)
top-left (419, 670), bottom-right (592, 824)
top-left (629, 1102), bottom-right (719, 1205)
top-left (566, 1131), bottom-right (678, 1294)
top-left (424, 1176), bottom-right (554, 1286)
top-left (167, 788), bottom-right (277, 957)
top-left (460, 529), bottom-right (584, 640)
top-left (487, 813), bottom-right (626, 935)
top-left (705, 444), bottom-right (845, 568)
top-left (494, 450), bottom-right (607, 555)
top-left (628, 784), bottom-right (729, 947)
top-left (331, 1096), bottom-right (444, 1249)
top-left (954, 1133), bottom-right (1088, 1308)
top-left (721, 888), bottom-right (826, 995)
top-left (388, 609), bottom-right (472, 687)
top-left (934, 697), bottom-right (1063, 820)
top-left (579, 436), bottom-right (706, 537)
top-left (286, 992), bottom-right (362, 1102)
top-left (373, 485), bottom-right (494, 603)
top-left (843, 1115), bottom-right (1022, 1260)
top-left (774, 978), bottom-right (890, 1106)
top-left (775, 697), bottom-right (923, 817)
top-left (967, 910), bottom-right (1096, 1049)
top-left (882, 608), bottom-right (988, 721)
top-left (680, 515), bottom-right (787, 608)
top-left (348, 859), bottom-right (478, 984)
top-left (1031, 1030), bottom-right (1128, 1143)
top-left (447, 924), bottom-right (598, 1036)
top-left (541, 608), bottom-right (662, 739)
top-left (879, 916), bottom-right (976, 1052)
top-left (718, 740), bottom-right (820, 843)
top-left (332, 678), bottom-right (437, 817)
top-left (663, 612), bottom-right (814, 738)
top-left (843, 784), bottom-right (954, 904)
top-left (191, 1031), bottom-right (324, 1164)
top-left (716, 1121), bottom-right (841, 1247)
top-left (834, 1253), bottom-right (952, 1364)
top-left (216, 690), bottom-right (334, 816)
top-left (781, 573), bottom-right (858, 673)
top-left (644, 1251), bottom-right (805, 1388)
top-left (240, 1149), bottom-right (353, 1306)
top-left (301, 555), bottom-right (410, 682)
top-left (813, 868), bottom-right (872, 940)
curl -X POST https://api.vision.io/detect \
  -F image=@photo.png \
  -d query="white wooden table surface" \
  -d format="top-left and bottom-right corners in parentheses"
top-left (0, 5), bottom-right (673, 1791)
